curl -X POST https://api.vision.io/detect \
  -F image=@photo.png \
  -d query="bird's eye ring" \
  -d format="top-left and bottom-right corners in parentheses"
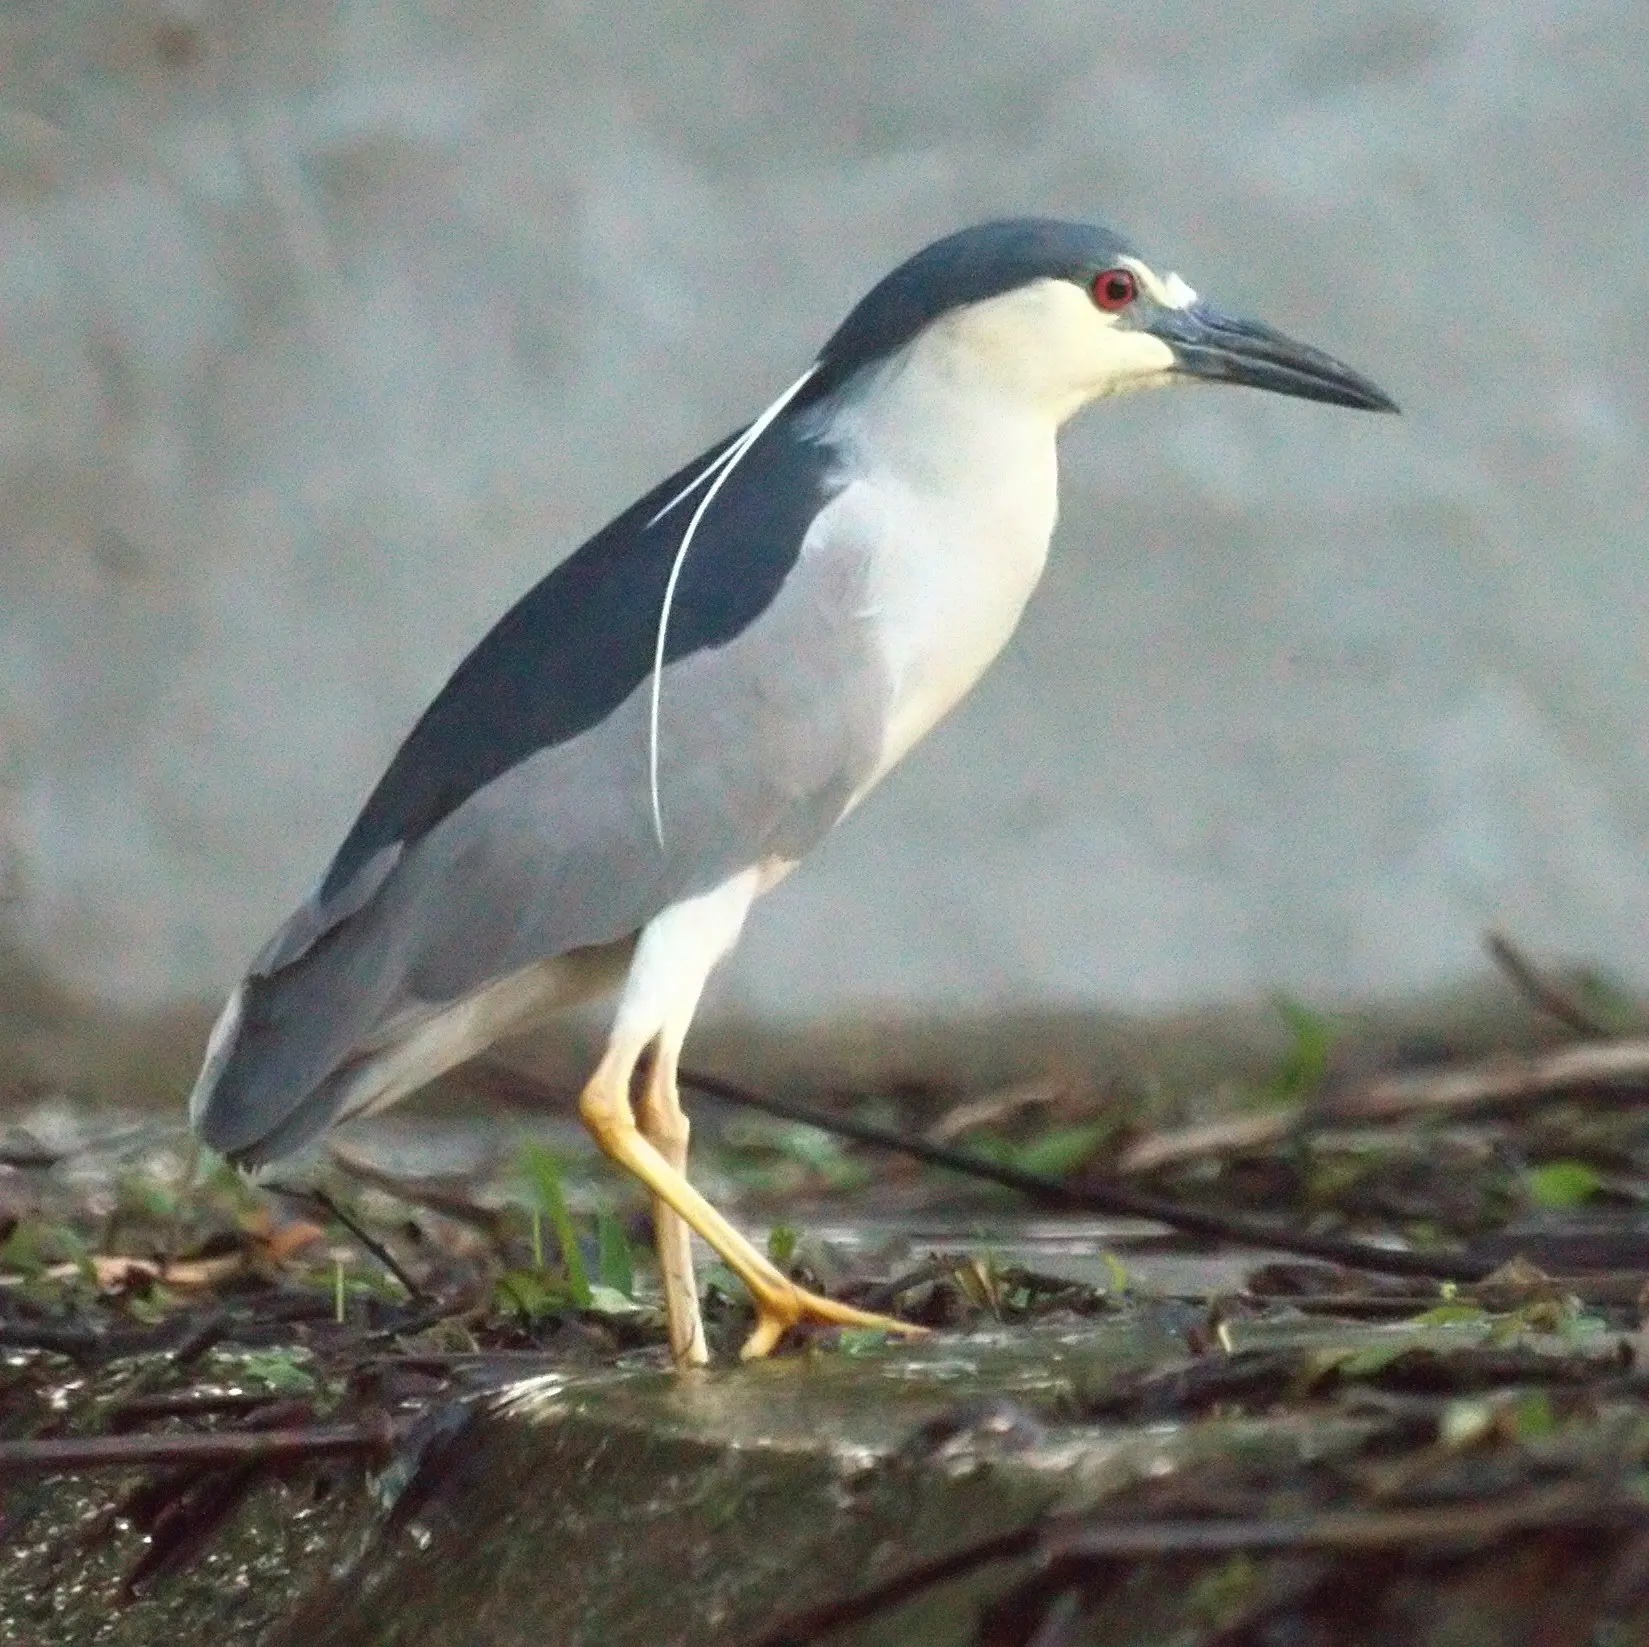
top-left (1091, 268), bottom-right (1137, 311)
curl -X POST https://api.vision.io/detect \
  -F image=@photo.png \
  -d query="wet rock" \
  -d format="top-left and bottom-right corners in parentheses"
top-left (275, 1319), bottom-right (1201, 1647)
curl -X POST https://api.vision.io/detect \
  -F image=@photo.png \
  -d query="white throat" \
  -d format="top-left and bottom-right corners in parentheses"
top-left (808, 339), bottom-right (1068, 791)
top-left (802, 275), bottom-right (1182, 801)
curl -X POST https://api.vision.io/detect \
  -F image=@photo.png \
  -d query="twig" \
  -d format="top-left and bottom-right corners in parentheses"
top-left (0, 1417), bottom-right (410, 1477)
top-left (267, 1183), bottom-right (428, 1303)
top-left (172, 1306), bottom-right (231, 1367)
top-left (1117, 1111), bottom-right (1298, 1174)
top-left (676, 1067), bottom-right (1507, 1284)
top-left (0, 1126), bottom-right (62, 1169)
top-left (108, 1390), bottom-right (285, 1428)
top-left (361, 1292), bottom-right (482, 1343)
top-left (121, 1455), bottom-right (263, 1599)
top-left (1337, 1039), bottom-right (1649, 1123)
top-left (857, 1255), bottom-right (973, 1311)
top-left (1486, 929), bottom-right (1621, 1040)
top-left (1041, 1483), bottom-right (1634, 1559)
top-left (352, 1349), bottom-right (568, 1374)
top-left (0, 1308), bottom-right (249, 1362)
top-left (472, 1057), bottom-right (1636, 1285)
top-left (925, 1075), bottom-right (1067, 1144)
top-left (1024, 1588), bottom-right (1084, 1647)
top-left (0, 1321), bottom-right (106, 1356)
top-left (1117, 1032), bottom-right (1649, 1174)
top-left (1247, 1292), bottom-right (1438, 1320)
top-left (1126, 1041), bottom-right (1649, 1150)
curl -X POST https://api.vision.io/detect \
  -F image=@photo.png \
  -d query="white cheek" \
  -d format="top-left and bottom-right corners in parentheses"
top-left (1020, 284), bottom-right (1178, 402)
top-left (899, 280), bottom-right (1180, 421)
top-left (1081, 322), bottom-right (1177, 394)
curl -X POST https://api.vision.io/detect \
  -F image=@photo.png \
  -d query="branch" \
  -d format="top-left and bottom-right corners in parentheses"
top-left (1338, 1038), bottom-right (1649, 1122)
top-left (1485, 929), bottom-right (1624, 1040)
top-left (0, 1417), bottom-right (409, 1478)
top-left (674, 1068), bottom-right (1501, 1283)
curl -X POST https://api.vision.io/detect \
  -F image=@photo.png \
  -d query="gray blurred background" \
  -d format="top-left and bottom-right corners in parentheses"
top-left (1, 1), bottom-right (1645, 1098)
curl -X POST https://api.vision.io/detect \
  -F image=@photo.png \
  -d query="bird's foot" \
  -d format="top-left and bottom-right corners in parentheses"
top-left (738, 1282), bottom-right (929, 1360)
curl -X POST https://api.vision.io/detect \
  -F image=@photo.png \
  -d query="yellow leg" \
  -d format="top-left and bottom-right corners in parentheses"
top-left (580, 1043), bottom-right (926, 1361)
top-left (636, 1048), bottom-right (709, 1367)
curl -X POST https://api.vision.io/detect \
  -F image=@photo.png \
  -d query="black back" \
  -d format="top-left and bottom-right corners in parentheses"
top-left (320, 424), bottom-right (839, 901)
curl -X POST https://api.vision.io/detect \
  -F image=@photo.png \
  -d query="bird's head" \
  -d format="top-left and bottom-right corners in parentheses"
top-left (812, 218), bottom-right (1398, 424)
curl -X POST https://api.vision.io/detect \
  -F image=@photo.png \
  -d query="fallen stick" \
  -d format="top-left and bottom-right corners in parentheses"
top-left (0, 1417), bottom-right (409, 1477)
top-left (1119, 1037), bottom-right (1649, 1173)
top-left (1341, 1037), bottom-right (1649, 1121)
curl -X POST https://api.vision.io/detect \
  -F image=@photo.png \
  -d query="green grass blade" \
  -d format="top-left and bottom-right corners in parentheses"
top-left (519, 1141), bottom-right (592, 1308)
top-left (596, 1208), bottom-right (634, 1297)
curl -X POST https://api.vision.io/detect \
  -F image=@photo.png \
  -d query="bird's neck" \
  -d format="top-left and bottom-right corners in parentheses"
top-left (816, 353), bottom-right (1064, 545)
top-left (812, 362), bottom-right (1065, 789)
top-left (835, 341), bottom-right (1062, 472)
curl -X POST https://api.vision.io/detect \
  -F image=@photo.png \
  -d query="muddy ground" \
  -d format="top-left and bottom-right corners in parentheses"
top-left (4, 947), bottom-right (1649, 1644)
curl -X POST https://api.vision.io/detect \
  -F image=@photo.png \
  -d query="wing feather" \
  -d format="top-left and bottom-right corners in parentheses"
top-left (192, 411), bottom-right (874, 1160)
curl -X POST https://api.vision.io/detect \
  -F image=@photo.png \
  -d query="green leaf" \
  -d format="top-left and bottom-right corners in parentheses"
top-left (702, 1261), bottom-right (743, 1301)
top-left (596, 1208), bottom-right (634, 1297)
top-left (1185, 1554), bottom-right (1258, 1628)
top-left (0, 1220), bottom-right (46, 1278)
top-left (519, 1142), bottom-right (592, 1308)
top-left (496, 1267), bottom-right (565, 1319)
top-left (1409, 1301), bottom-right (1491, 1327)
top-left (113, 1170), bottom-right (180, 1221)
top-left (1510, 1389), bottom-right (1557, 1438)
top-left (1329, 1340), bottom-right (1412, 1380)
top-left (237, 1346), bottom-right (317, 1394)
top-left (1265, 995), bottom-right (1335, 1104)
top-left (586, 1283), bottom-right (646, 1317)
top-left (835, 1327), bottom-right (891, 1356)
top-left (1522, 1160), bottom-right (1604, 1209)
top-left (1006, 1122), bottom-right (1113, 1179)
top-left (125, 1286), bottom-right (177, 1324)
top-left (720, 1119), bottom-right (869, 1191)
top-left (766, 1223), bottom-right (799, 1267)
top-left (1566, 967), bottom-right (1643, 1037)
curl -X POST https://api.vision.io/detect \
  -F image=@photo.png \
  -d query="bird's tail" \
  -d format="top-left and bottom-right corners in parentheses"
top-left (190, 948), bottom-right (603, 1168)
top-left (189, 975), bottom-right (381, 1166)
top-left (187, 888), bottom-right (412, 1166)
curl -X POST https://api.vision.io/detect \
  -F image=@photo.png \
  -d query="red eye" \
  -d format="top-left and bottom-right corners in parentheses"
top-left (1091, 267), bottom-right (1137, 311)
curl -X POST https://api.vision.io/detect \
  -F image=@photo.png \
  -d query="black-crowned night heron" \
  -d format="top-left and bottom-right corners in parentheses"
top-left (191, 218), bottom-right (1396, 1366)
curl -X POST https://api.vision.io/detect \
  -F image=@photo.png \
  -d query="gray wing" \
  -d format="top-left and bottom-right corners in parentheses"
top-left (386, 526), bottom-right (890, 1006)
top-left (191, 459), bottom-right (890, 1159)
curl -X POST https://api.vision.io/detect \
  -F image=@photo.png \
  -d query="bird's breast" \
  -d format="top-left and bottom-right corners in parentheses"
top-left (815, 440), bottom-right (1060, 797)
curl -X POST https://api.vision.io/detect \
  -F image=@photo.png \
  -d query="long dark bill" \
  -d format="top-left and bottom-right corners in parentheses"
top-left (1150, 302), bottom-right (1399, 412)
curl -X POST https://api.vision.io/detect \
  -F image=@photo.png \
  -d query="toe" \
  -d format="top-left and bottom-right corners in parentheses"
top-left (739, 1311), bottom-right (793, 1360)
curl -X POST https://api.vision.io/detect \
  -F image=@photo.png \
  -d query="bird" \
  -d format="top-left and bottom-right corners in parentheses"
top-left (190, 217), bottom-right (1397, 1367)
